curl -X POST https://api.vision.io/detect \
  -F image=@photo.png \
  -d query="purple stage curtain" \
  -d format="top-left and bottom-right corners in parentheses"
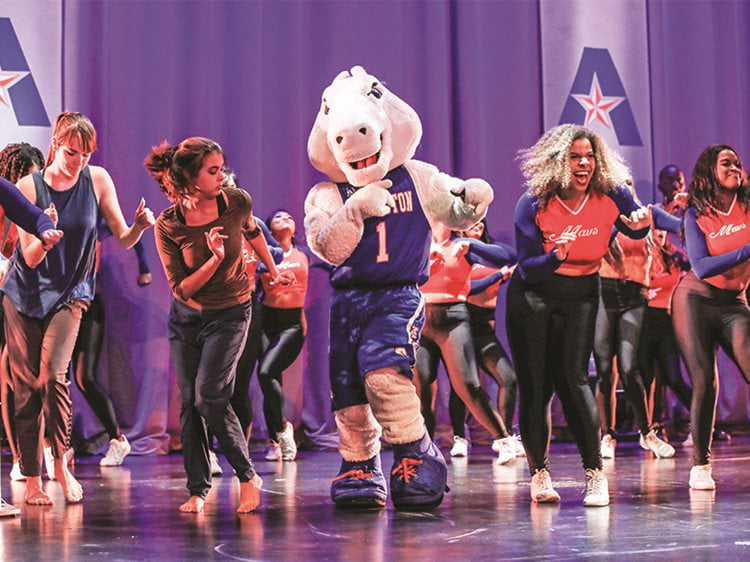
top-left (57, 0), bottom-right (750, 454)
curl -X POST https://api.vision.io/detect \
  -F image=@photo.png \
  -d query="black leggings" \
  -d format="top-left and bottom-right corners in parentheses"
top-left (638, 306), bottom-right (692, 423)
top-left (416, 302), bottom-right (509, 440)
top-left (258, 306), bottom-right (305, 441)
top-left (593, 278), bottom-right (650, 435)
top-left (448, 303), bottom-right (517, 437)
top-left (672, 272), bottom-right (750, 465)
top-left (507, 273), bottom-right (602, 474)
top-left (231, 293), bottom-right (264, 439)
top-left (72, 293), bottom-right (120, 440)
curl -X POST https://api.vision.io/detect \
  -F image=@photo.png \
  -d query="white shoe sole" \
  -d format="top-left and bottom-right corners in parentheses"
top-left (532, 491), bottom-right (561, 503)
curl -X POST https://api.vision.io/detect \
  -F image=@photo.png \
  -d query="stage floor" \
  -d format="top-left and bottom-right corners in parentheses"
top-left (1, 438), bottom-right (749, 561)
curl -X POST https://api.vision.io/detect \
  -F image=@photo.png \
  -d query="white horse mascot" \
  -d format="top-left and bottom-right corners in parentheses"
top-left (304, 66), bottom-right (493, 510)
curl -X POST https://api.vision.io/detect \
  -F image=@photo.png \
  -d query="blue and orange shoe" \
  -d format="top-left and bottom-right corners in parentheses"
top-left (390, 433), bottom-right (448, 511)
top-left (330, 455), bottom-right (387, 508)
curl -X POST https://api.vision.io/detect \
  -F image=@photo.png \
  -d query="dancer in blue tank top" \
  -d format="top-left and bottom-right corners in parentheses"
top-left (3, 112), bottom-right (155, 506)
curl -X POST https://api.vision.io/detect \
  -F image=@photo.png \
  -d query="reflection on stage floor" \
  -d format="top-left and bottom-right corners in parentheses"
top-left (2, 438), bottom-right (750, 560)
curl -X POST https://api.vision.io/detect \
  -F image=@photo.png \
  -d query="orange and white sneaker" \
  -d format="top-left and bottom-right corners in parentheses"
top-left (600, 434), bottom-right (616, 459)
top-left (450, 436), bottom-right (469, 458)
top-left (583, 468), bottom-right (609, 507)
top-left (640, 430), bottom-right (675, 459)
top-left (530, 469), bottom-right (560, 503)
top-left (689, 464), bottom-right (715, 490)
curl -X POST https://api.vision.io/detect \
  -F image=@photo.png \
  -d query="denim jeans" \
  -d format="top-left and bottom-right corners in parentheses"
top-left (168, 299), bottom-right (255, 498)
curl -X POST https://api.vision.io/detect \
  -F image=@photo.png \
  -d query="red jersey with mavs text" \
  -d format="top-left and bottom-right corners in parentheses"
top-left (261, 246), bottom-right (309, 307)
top-left (419, 239), bottom-right (472, 303)
top-left (692, 198), bottom-right (750, 290)
top-left (513, 185), bottom-right (644, 283)
top-left (331, 165), bottom-right (431, 288)
top-left (538, 192), bottom-right (630, 276)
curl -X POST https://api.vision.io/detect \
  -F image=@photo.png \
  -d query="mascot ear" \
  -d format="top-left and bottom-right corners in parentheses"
top-left (333, 70), bottom-right (350, 83)
top-left (349, 65), bottom-right (367, 77)
top-left (382, 87), bottom-right (422, 167)
top-left (349, 66), bottom-right (422, 167)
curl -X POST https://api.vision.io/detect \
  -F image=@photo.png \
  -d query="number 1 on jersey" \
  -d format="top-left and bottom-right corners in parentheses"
top-left (376, 221), bottom-right (389, 263)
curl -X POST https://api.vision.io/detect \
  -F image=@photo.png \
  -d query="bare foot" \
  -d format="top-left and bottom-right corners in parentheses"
top-left (25, 477), bottom-right (53, 506)
top-left (179, 496), bottom-right (205, 513)
top-left (55, 456), bottom-right (83, 503)
top-left (236, 474), bottom-right (263, 514)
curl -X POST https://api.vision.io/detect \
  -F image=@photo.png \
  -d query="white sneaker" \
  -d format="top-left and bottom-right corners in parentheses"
top-left (530, 469), bottom-right (560, 503)
top-left (494, 436), bottom-right (516, 465)
top-left (513, 434), bottom-right (526, 457)
top-left (689, 464), bottom-right (716, 490)
top-left (265, 441), bottom-right (282, 461)
top-left (10, 461), bottom-right (25, 481)
top-left (583, 468), bottom-right (609, 507)
top-left (640, 430), bottom-right (675, 459)
top-left (44, 446), bottom-right (55, 480)
top-left (600, 434), bottom-right (616, 459)
top-left (209, 450), bottom-right (223, 476)
top-left (278, 422), bottom-right (297, 461)
top-left (100, 435), bottom-right (131, 466)
top-left (450, 436), bottom-right (469, 457)
top-left (682, 432), bottom-right (694, 447)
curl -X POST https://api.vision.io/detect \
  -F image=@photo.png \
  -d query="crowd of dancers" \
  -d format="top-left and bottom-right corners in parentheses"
top-left (1, 112), bottom-right (749, 514)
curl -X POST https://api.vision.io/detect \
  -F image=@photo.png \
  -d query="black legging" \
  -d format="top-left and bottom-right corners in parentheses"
top-left (416, 302), bottom-right (509, 440)
top-left (72, 293), bottom-right (120, 440)
top-left (638, 306), bottom-right (692, 424)
top-left (231, 292), bottom-right (264, 439)
top-left (593, 278), bottom-right (651, 435)
top-left (672, 271), bottom-right (750, 465)
top-left (448, 303), bottom-right (517, 438)
top-left (506, 273), bottom-right (602, 474)
top-left (258, 305), bottom-right (305, 441)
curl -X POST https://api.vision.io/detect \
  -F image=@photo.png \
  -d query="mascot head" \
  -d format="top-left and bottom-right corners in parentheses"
top-left (307, 66), bottom-right (422, 187)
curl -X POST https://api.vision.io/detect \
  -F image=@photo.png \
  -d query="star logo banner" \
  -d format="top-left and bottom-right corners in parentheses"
top-left (0, 1), bottom-right (62, 152)
top-left (541, 0), bottom-right (653, 200)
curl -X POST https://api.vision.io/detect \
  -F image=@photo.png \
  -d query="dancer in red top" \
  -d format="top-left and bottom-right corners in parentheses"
top-left (671, 145), bottom-right (750, 490)
top-left (416, 223), bottom-right (517, 464)
top-left (638, 165), bottom-right (693, 443)
top-left (507, 124), bottom-right (650, 507)
top-left (258, 209), bottom-right (308, 462)
top-left (594, 185), bottom-right (681, 460)
top-left (445, 220), bottom-right (522, 459)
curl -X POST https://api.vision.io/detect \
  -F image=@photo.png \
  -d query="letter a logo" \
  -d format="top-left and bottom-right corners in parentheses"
top-left (558, 47), bottom-right (641, 147)
top-left (0, 17), bottom-right (50, 127)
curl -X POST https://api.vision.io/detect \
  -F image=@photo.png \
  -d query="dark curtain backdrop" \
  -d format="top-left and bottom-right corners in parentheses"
top-left (58, 0), bottom-right (750, 454)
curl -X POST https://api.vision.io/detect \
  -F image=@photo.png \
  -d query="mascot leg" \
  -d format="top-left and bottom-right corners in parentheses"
top-left (364, 369), bottom-right (448, 510)
top-left (330, 404), bottom-right (387, 508)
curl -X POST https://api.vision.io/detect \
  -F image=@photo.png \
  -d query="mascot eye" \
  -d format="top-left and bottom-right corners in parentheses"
top-left (324, 105), bottom-right (329, 115)
top-left (368, 84), bottom-right (383, 99)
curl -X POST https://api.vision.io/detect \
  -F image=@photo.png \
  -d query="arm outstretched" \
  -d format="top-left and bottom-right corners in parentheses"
top-left (405, 160), bottom-right (494, 231)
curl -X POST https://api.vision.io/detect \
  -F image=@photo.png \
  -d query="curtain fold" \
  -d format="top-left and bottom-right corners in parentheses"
top-left (57, 0), bottom-right (750, 454)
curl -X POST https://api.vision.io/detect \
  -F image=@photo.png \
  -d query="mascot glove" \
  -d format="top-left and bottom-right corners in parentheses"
top-left (450, 178), bottom-right (493, 215)
top-left (345, 180), bottom-right (396, 222)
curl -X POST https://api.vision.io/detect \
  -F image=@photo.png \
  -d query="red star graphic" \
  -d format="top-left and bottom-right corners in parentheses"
top-left (572, 74), bottom-right (625, 129)
top-left (0, 70), bottom-right (28, 108)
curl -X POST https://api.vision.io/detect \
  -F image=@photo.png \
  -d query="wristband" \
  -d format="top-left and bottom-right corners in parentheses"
top-left (243, 222), bottom-right (261, 241)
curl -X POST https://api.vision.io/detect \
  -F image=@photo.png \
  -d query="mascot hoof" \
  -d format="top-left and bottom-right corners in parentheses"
top-left (390, 433), bottom-right (448, 511)
top-left (330, 455), bottom-right (387, 509)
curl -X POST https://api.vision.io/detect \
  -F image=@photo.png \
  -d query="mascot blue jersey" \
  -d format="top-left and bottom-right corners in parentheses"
top-left (331, 165), bottom-right (431, 288)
